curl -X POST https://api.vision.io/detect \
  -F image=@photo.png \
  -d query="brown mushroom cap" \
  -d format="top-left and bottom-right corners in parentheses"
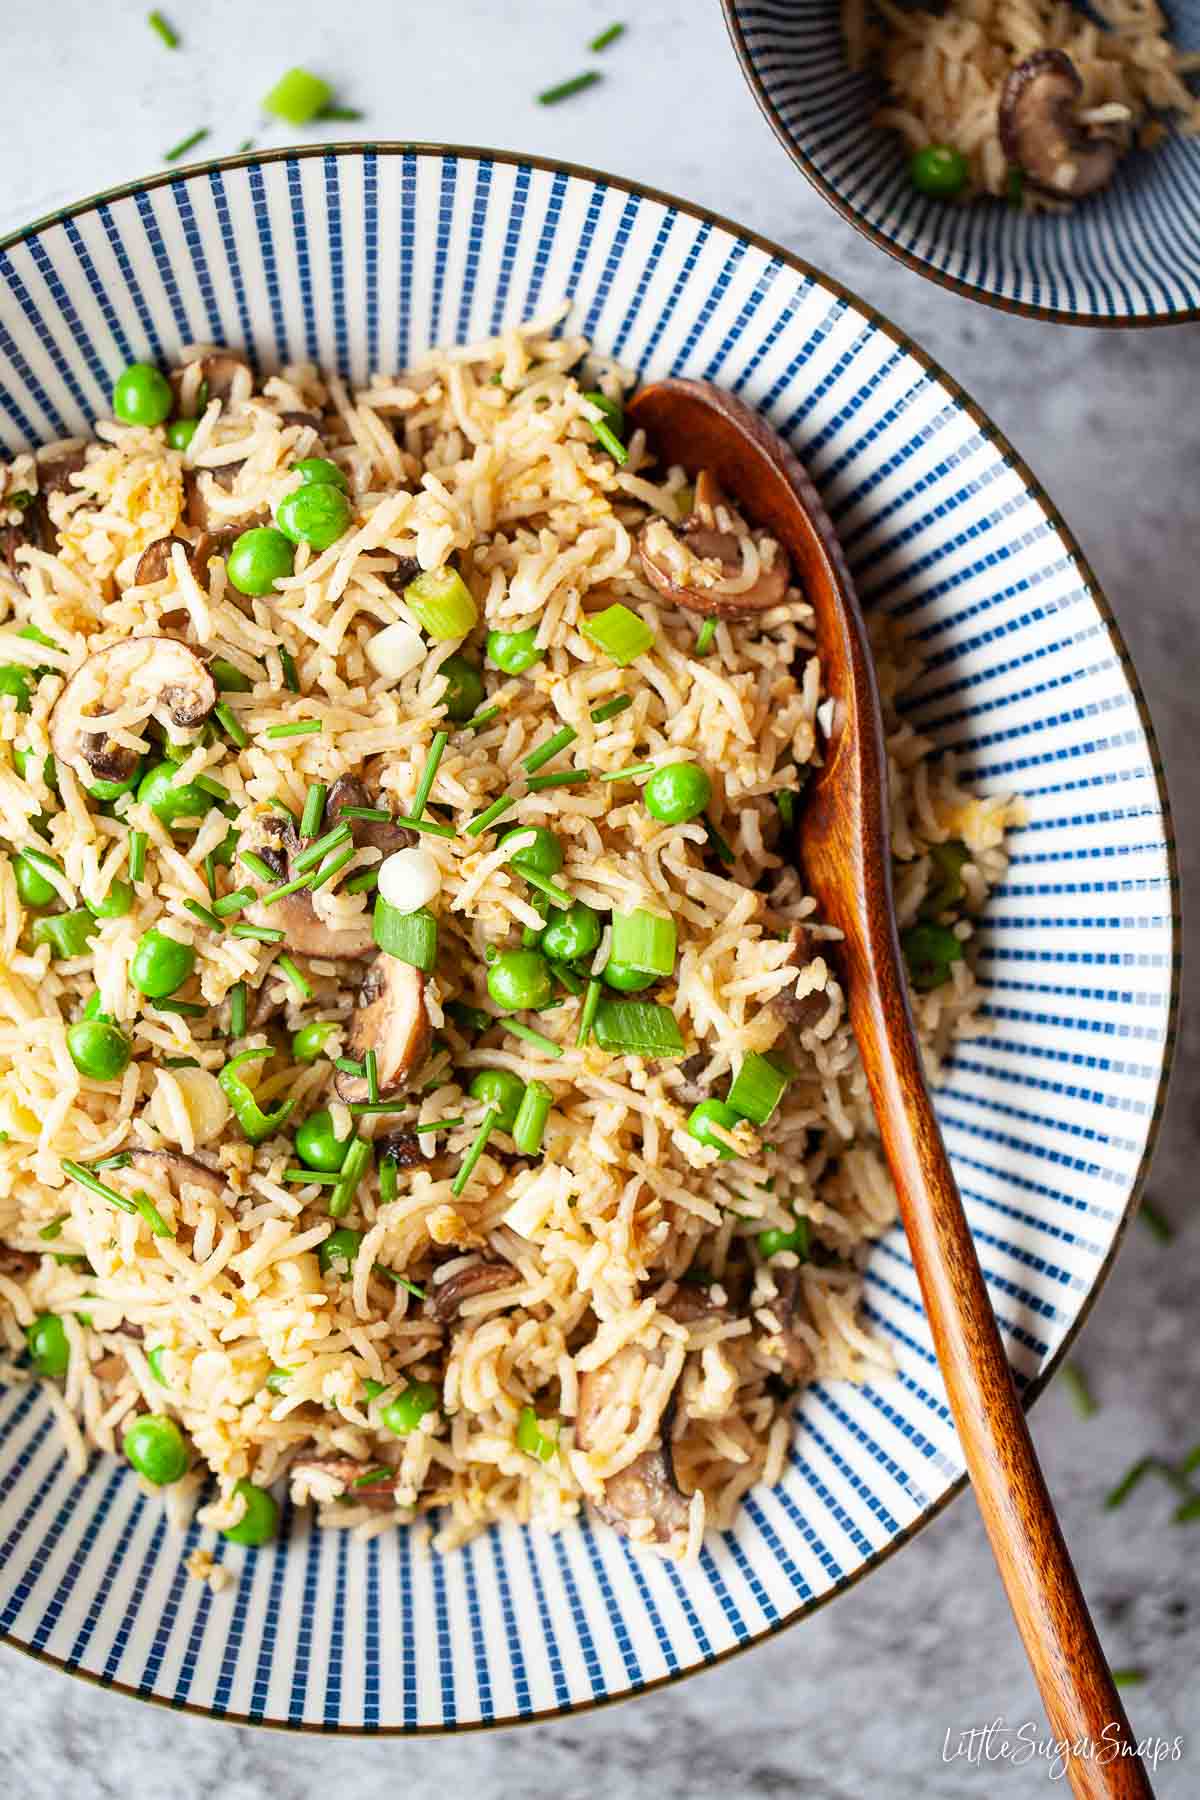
top-left (638, 468), bottom-right (791, 617)
top-left (576, 1344), bottom-right (691, 1543)
top-left (762, 1265), bottom-right (814, 1382)
top-left (333, 956), bottom-right (431, 1102)
top-left (325, 773), bottom-right (412, 858)
top-left (242, 819), bottom-right (376, 962)
top-left (1, 447), bottom-right (88, 574)
top-left (999, 50), bottom-right (1121, 199)
top-left (128, 1147), bottom-right (226, 1199)
top-left (49, 636), bottom-right (216, 784)
top-left (289, 1456), bottom-right (401, 1510)
top-left (172, 350), bottom-right (252, 410)
top-left (428, 1257), bottom-right (519, 1322)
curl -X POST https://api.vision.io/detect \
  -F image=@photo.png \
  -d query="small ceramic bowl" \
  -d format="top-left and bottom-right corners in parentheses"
top-left (722, 0), bottom-right (1200, 323)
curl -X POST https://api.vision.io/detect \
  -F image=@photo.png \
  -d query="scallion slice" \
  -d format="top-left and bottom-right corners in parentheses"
top-left (229, 980), bottom-right (247, 1038)
top-left (576, 978), bottom-right (602, 1048)
top-left (512, 1080), bottom-right (553, 1156)
top-left (1061, 1362), bottom-right (1097, 1420)
top-left (307, 846), bottom-right (356, 892)
top-left (263, 719), bottom-right (321, 741)
top-left (537, 70), bottom-right (601, 106)
top-left (610, 907), bottom-right (676, 977)
top-left (581, 602), bottom-right (653, 666)
top-left (516, 1404), bottom-right (559, 1460)
top-left (726, 1052), bottom-right (790, 1126)
top-left (373, 899), bottom-right (438, 972)
top-left (466, 793), bottom-right (517, 837)
top-left (522, 725), bottom-right (577, 775)
top-left (527, 769), bottom-right (590, 792)
top-left (210, 657), bottom-right (255, 693)
top-left (589, 22), bottom-right (625, 50)
top-left (239, 849), bottom-right (281, 885)
top-left (343, 869), bottom-right (380, 895)
top-left (405, 566), bottom-right (477, 640)
top-left (293, 821), bottom-right (351, 875)
top-left (276, 955), bottom-right (312, 999)
top-left (165, 127), bottom-right (209, 163)
top-left (148, 10), bottom-right (179, 48)
top-left (128, 830), bottom-right (148, 883)
top-left (398, 815), bottom-right (456, 839)
top-left (231, 922), bottom-right (285, 943)
top-left (212, 886), bottom-right (255, 918)
top-left (279, 646), bottom-right (300, 693)
top-left (300, 781), bottom-right (327, 839)
top-left (329, 1136), bottom-right (372, 1220)
top-left (504, 1020), bottom-right (563, 1059)
top-left (451, 1105), bottom-right (499, 1196)
top-left (62, 1158), bottom-right (137, 1215)
top-left (215, 702), bottom-right (249, 748)
top-left (365, 1048), bottom-right (379, 1104)
top-left (184, 899), bottom-right (223, 931)
top-left (592, 999), bottom-right (684, 1059)
top-left (411, 730), bottom-right (449, 819)
top-left (338, 806), bottom-right (392, 823)
top-left (263, 66), bottom-right (334, 125)
top-left (695, 617), bottom-right (717, 656)
top-left (589, 694), bottom-right (632, 724)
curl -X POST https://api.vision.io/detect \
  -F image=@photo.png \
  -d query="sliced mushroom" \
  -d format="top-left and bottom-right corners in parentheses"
top-left (376, 1130), bottom-right (424, 1170)
top-left (638, 468), bottom-right (791, 617)
top-left (576, 1345), bottom-right (691, 1544)
top-left (383, 556), bottom-right (422, 596)
top-left (0, 1245), bottom-right (39, 1278)
top-left (289, 1456), bottom-right (401, 1510)
top-left (242, 819), bottom-right (376, 962)
top-left (1, 447), bottom-right (87, 573)
top-left (49, 636), bottom-right (216, 785)
top-left (428, 1258), bottom-right (519, 1322)
top-left (333, 956), bottom-right (431, 1102)
top-left (279, 410), bottom-right (323, 432)
top-left (172, 350), bottom-right (252, 411)
top-left (772, 924), bottom-right (830, 1029)
top-left (325, 773), bottom-right (412, 858)
top-left (999, 50), bottom-right (1121, 200)
top-left (673, 1052), bottom-right (713, 1106)
top-left (183, 464), bottom-right (266, 534)
top-left (128, 1147), bottom-right (226, 1199)
top-left (763, 1265), bottom-right (813, 1383)
top-left (656, 1282), bottom-right (731, 1327)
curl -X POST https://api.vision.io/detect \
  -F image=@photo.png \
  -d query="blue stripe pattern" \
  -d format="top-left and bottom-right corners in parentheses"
top-left (0, 147), bottom-right (1175, 1732)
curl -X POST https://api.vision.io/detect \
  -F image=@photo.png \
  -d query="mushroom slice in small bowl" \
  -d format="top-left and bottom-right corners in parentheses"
top-left (333, 955), bottom-right (431, 1102)
top-left (999, 50), bottom-right (1122, 201)
top-left (576, 1344), bottom-right (691, 1544)
top-left (49, 636), bottom-right (216, 787)
top-left (242, 820), bottom-right (376, 962)
top-left (638, 468), bottom-right (791, 617)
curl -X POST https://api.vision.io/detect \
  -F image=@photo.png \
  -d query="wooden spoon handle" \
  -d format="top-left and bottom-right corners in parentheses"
top-left (854, 981), bottom-right (1152, 1798)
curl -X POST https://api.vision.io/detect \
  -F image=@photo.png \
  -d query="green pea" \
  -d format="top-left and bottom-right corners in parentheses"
top-left (381, 1380), bottom-right (439, 1436)
top-left (686, 1098), bottom-right (743, 1160)
top-left (137, 759), bottom-right (213, 828)
top-left (759, 1221), bottom-right (810, 1260)
top-left (122, 1413), bottom-right (190, 1485)
top-left (922, 840), bottom-right (969, 919)
top-left (500, 826), bottom-right (562, 879)
top-left (295, 1107), bottom-right (353, 1173)
top-left (644, 762), bottom-right (711, 825)
top-left (275, 482), bottom-right (352, 551)
top-left (901, 921), bottom-right (964, 993)
top-left (541, 900), bottom-right (602, 964)
top-left (86, 758), bottom-right (142, 802)
top-left (603, 959), bottom-right (657, 993)
top-left (319, 1227), bottom-right (363, 1277)
top-left (131, 927), bottom-right (195, 999)
top-left (910, 144), bottom-right (969, 199)
top-left (486, 948), bottom-right (554, 1013)
top-left (26, 1313), bottom-right (69, 1378)
top-left (13, 852), bottom-right (57, 908)
top-left (226, 526), bottom-right (296, 597)
top-left (85, 878), bottom-right (134, 920)
top-left (146, 1345), bottom-right (170, 1387)
top-left (222, 1478), bottom-right (279, 1546)
top-left (66, 1017), bottom-right (132, 1080)
top-left (486, 627), bottom-right (543, 675)
top-left (112, 361), bottom-right (173, 428)
top-left (468, 1068), bottom-right (526, 1134)
top-left (13, 746), bottom-right (56, 790)
top-left (166, 417), bottom-right (198, 452)
top-left (293, 457), bottom-right (348, 491)
top-left (0, 664), bottom-right (34, 713)
top-left (292, 1019), bottom-right (338, 1063)
top-left (438, 654), bottom-right (485, 722)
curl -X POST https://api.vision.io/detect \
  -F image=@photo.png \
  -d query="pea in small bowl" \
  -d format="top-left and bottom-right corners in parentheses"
top-left (721, 0), bottom-right (1200, 323)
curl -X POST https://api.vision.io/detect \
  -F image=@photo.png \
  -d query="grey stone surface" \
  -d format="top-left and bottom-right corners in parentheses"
top-left (0, 1), bottom-right (1196, 1794)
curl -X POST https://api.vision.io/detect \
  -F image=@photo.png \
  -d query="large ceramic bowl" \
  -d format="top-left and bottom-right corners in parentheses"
top-left (722, 0), bottom-right (1200, 324)
top-left (0, 146), bottom-right (1178, 1731)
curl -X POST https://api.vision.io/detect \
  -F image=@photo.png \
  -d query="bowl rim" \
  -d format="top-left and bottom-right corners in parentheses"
top-left (0, 140), bottom-right (1182, 1735)
top-left (719, 0), bottom-right (1200, 329)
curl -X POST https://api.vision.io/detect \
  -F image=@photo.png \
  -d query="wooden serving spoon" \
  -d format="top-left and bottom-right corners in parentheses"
top-left (627, 379), bottom-right (1152, 1799)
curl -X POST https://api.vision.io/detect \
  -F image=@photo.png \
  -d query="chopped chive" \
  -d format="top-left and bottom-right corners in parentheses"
top-left (505, 1020), bottom-right (564, 1059)
top-left (163, 1056), bottom-right (200, 1069)
top-left (307, 845), bottom-right (356, 891)
top-left (282, 1168), bottom-right (343, 1184)
top-left (695, 617), bottom-right (717, 655)
top-left (365, 1048), bottom-right (379, 1104)
top-left (576, 978), bottom-right (602, 1047)
top-left (1104, 1457), bottom-right (1159, 1510)
top-left (589, 22), bottom-right (625, 50)
top-left (522, 724), bottom-right (577, 775)
top-left (462, 703), bottom-right (502, 732)
top-left (589, 694), bottom-right (632, 724)
top-left (148, 11), bottom-right (179, 48)
top-left (379, 1158), bottom-right (397, 1203)
top-left (351, 1466), bottom-right (393, 1490)
top-left (418, 1115), bottom-right (462, 1132)
top-left (203, 849), bottom-right (219, 898)
top-left (1138, 1198), bottom-right (1173, 1241)
top-left (344, 869), bottom-right (380, 895)
top-left (300, 781), bottom-right (327, 839)
top-left (263, 67), bottom-right (334, 124)
top-left (213, 886), bottom-right (256, 918)
top-left (466, 793), bottom-right (518, 837)
top-left (329, 1135), bottom-right (372, 1219)
top-left (320, 104), bottom-right (365, 122)
top-left (193, 773), bottom-right (231, 804)
top-left (183, 899), bottom-right (223, 930)
top-left (237, 137), bottom-right (255, 154)
top-left (597, 761), bottom-right (655, 782)
top-left (239, 849), bottom-right (281, 885)
top-left (527, 768), bottom-right (591, 792)
top-left (538, 70), bottom-right (602, 105)
top-left (209, 657), bottom-right (255, 693)
top-left (276, 955), bottom-right (312, 1000)
top-left (411, 730), bottom-right (449, 819)
top-left (260, 869), bottom-right (312, 908)
top-left (131, 1189), bottom-right (174, 1238)
top-left (231, 921), bottom-right (285, 943)
top-left (591, 418), bottom-right (627, 465)
top-left (348, 1101), bottom-right (405, 1117)
top-left (62, 1158), bottom-right (137, 1215)
top-left (165, 127), bottom-right (209, 163)
top-left (215, 702), bottom-right (249, 748)
top-left (512, 1080), bottom-right (553, 1155)
top-left (704, 815), bottom-right (736, 864)
top-left (335, 1057), bottom-right (365, 1078)
top-left (279, 646), bottom-right (300, 693)
top-left (266, 796), bottom-right (298, 825)
top-left (1173, 1496), bottom-right (1200, 1525)
top-left (338, 806), bottom-right (392, 823)
top-left (230, 980), bottom-right (247, 1037)
top-left (293, 821), bottom-right (351, 875)
top-left (777, 789), bottom-right (796, 829)
top-left (1110, 1668), bottom-right (1146, 1688)
top-left (150, 997), bottom-right (207, 1016)
top-left (372, 1266), bottom-right (426, 1298)
top-left (129, 831), bottom-right (148, 883)
top-left (38, 1217), bottom-right (66, 1240)
top-left (86, 1152), bottom-right (133, 1172)
top-left (398, 815), bottom-right (456, 839)
top-left (446, 1001), bottom-right (493, 1034)
top-left (451, 1105), bottom-right (499, 1196)
top-left (1061, 1362), bottom-right (1097, 1419)
top-left (555, 964), bottom-right (584, 996)
top-left (1180, 1443), bottom-right (1200, 1476)
top-left (520, 867), bottom-right (572, 910)
top-left (263, 719), bottom-right (321, 741)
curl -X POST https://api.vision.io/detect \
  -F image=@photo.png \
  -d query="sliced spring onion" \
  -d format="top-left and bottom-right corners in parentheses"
top-left (183, 899), bottom-right (223, 931)
top-left (61, 1158), bottom-right (137, 1215)
top-left (527, 769), bottom-right (590, 792)
top-left (1110, 1669), bottom-right (1147, 1688)
top-left (704, 815), bottom-right (735, 865)
top-left (597, 761), bottom-right (655, 783)
top-left (516, 1404), bottom-right (559, 1461)
top-left (344, 869), bottom-right (380, 895)
top-left (307, 846), bottom-right (356, 892)
top-left (131, 1188), bottom-right (174, 1239)
top-left (266, 796), bottom-right (298, 824)
top-left (537, 70), bottom-right (601, 105)
top-left (373, 899), bottom-right (438, 972)
top-left (582, 602), bottom-right (652, 666)
top-left (239, 849), bottom-right (281, 885)
top-left (371, 1267), bottom-right (426, 1299)
top-left (229, 980), bottom-right (247, 1038)
top-left (300, 781), bottom-right (327, 839)
top-left (589, 22), bottom-right (625, 50)
top-left (1181, 1444), bottom-right (1200, 1476)
top-left (365, 1048), bottom-right (379, 1104)
top-left (215, 702), bottom-right (249, 748)
top-left (411, 730), bottom-right (449, 819)
top-left (293, 821), bottom-right (351, 875)
top-left (466, 793), bottom-right (518, 837)
top-left (148, 10), bottom-right (179, 48)
top-left (522, 725), bottom-right (577, 775)
top-left (593, 999), bottom-right (684, 1059)
top-left (263, 719), bottom-right (322, 741)
top-left (263, 66), bottom-right (334, 125)
top-left (1174, 1496), bottom-right (1200, 1525)
top-left (32, 909), bottom-right (97, 959)
top-left (128, 830), bottom-right (148, 883)
top-left (777, 788), bottom-right (796, 829)
top-left (329, 1135), bottom-right (372, 1220)
top-left (1104, 1458), bottom-right (1161, 1510)
top-left (212, 886), bottom-right (255, 918)
top-left (38, 1217), bottom-right (66, 1241)
top-left (582, 392), bottom-right (628, 467)
top-left (193, 773), bottom-right (231, 804)
top-left (519, 866), bottom-right (572, 910)
top-left (259, 869), bottom-right (311, 909)
top-left (405, 566), bottom-right (477, 640)
top-left (589, 694), bottom-right (632, 725)
top-left (1138, 1198), bottom-right (1173, 1242)
top-left (278, 646), bottom-right (300, 693)
top-left (335, 1057), bottom-right (365, 1078)
top-left (695, 617), bottom-right (717, 656)
top-left (726, 1051), bottom-right (790, 1126)
top-left (276, 955), bottom-right (312, 999)
top-left (610, 907), bottom-right (676, 977)
top-left (398, 815), bottom-right (456, 839)
top-left (512, 1080), bottom-right (553, 1156)
top-left (504, 1020), bottom-right (564, 1059)
top-left (576, 978), bottom-right (602, 1047)
top-left (379, 1157), bottom-right (398, 1204)
top-left (210, 657), bottom-right (255, 693)
top-left (218, 1047), bottom-right (296, 1144)
top-left (1061, 1362), bottom-right (1097, 1420)
top-left (338, 805), bottom-right (392, 823)
top-left (451, 1105), bottom-right (499, 1197)
top-left (446, 1001), bottom-right (493, 1034)
top-left (231, 921), bottom-right (285, 943)
top-left (282, 1168), bottom-right (342, 1185)
top-left (150, 997), bottom-right (207, 1016)
top-left (461, 703), bottom-right (502, 732)
top-left (165, 127), bottom-right (209, 163)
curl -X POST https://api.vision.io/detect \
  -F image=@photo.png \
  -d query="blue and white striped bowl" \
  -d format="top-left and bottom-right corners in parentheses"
top-left (723, 0), bottom-right (1200, 323)
top-left (0, 147), bottom-right (1178, 1730)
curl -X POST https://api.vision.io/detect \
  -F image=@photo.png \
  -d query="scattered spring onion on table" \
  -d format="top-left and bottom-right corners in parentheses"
top-left (164, 128), bottom-right (208, 164)
top-left (148, 10), bottom-right (179, 49)
top-left (537, 71), bottom-right (602, 106)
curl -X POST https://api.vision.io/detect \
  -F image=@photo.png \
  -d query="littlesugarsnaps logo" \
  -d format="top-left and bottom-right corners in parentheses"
top-left (942, 1719), bottom-right (1184, 1782)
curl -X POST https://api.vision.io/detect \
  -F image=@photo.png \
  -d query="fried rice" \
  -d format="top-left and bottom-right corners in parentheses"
top-left (0, 311), bottom-right (1021, 1562)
